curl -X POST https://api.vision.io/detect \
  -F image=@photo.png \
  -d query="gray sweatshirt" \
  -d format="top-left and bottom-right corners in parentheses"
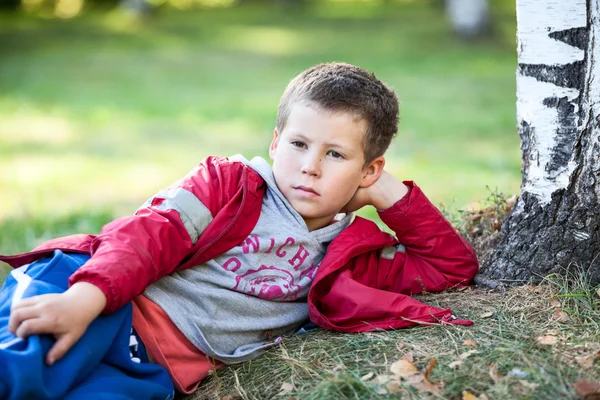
top-left (144, 156), bottom-right (352, 364)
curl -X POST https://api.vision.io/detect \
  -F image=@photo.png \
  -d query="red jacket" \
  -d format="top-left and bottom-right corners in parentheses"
top-left (0, 156), bottom-right (478, 331)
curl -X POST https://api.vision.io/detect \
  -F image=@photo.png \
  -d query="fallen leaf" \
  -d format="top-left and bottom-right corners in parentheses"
top-left (279, 382), bottom-right (295, 394)
top-left (479, 394), bottom-right (489, 400)
top-left (488, 363), bottom-right (503, 383)
top-left (376, 387), bottom-right (388, 395)
top-left (576, 355), bottom-right (595, 370)
top-left (421, 359), bottom-right (442, 396)
top-left (459, 350), bottom-right (478, 360)
top-left (386, 380), bottom-right (403, 394)
top-left (421, 378), bottom-right (442, 396)
top-left (448, 360), bottom-right (464, 369)
top-left (552, 310), bottom-right (570, 323)
top-left (402, 351), bottom-right (414, 363)
top-left (480, 311), bottom-right (494, 318)
top-left (390, 359), bottom-right (418, 377)
top-left (573, 379), bottom-right (600, 399)
top-left (361, 372), bottom-right (374, 381)
top-left (423, 359), bottom-right (436, 381)
top-left (519, 380), bottom-right (539, 390)
top-left (536, 335), bottom-right (558, 345)
top-left (462, 392), bottom-right (477, 400)
top-left (597, 288), bottom-right (600, 298)
top-left (405, 374), bottom-right (424, 385)
top-left (549, 297), bottom-right (562, 308)
top-left (463, 339), bottom-right (478, 347)
top-left (397, 341), bottom-right (404, 350)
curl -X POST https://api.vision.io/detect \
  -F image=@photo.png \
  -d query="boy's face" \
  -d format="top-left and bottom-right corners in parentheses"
top-left (270, 102), bottom-right (381, 231)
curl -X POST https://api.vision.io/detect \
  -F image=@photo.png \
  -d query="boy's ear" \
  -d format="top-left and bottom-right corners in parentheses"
top-left (359, 156), bottom-right (385, 188)
top-left (269, 128), bottom-right (280, 160)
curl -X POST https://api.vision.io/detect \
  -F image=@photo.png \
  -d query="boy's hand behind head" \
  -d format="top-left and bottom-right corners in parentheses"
top-left (341, 170), bottom-right (409, 213)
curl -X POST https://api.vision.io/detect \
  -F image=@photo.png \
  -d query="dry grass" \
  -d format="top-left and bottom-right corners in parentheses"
top-left (182, 281), bottom-right (600, 400)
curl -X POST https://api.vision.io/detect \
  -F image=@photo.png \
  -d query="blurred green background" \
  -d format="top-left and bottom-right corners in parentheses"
top-left (0, 0), bottom-right (520, 260)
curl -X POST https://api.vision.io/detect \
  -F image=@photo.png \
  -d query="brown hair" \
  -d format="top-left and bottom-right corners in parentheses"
top-left (276, 62), bottom-right (399, 164)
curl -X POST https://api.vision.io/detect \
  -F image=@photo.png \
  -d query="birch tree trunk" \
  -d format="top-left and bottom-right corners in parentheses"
top-left (481, 0), bottom-right (600, 287)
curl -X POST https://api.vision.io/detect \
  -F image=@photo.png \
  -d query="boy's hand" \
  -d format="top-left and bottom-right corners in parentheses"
top-left (9, 282), bottom-right (107, 365)
top-left (342, 170), bottom-right (409, 213)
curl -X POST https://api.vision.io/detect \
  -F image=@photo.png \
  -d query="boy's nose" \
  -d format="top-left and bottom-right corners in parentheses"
top-left (301, 155), bottom-right (321, 177)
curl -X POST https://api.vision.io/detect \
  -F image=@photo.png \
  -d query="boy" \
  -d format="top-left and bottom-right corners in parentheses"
top-left (0, 62), bottom-right (478, 399)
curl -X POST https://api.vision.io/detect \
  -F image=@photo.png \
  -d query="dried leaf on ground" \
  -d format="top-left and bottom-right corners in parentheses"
top-left (518, 380), bottom-right (539, 390)
top-left (462, 392), bottom-right (477, 400)
top-left (402, 351), bottom-right (414, 363)
top-left (279, 382), bottom-right (295, 394)
top-left (576, 355), bottom-right (595, 370)
top-left (488, 363), bottom-right (503, 383)
top-left (463, 339), bottom-right (478, 347)
top-left (421, 359), bottom-right (442, 395)
top-left (480, 311), bottom-right (494, 318)
top-left (536, 335), bottom-right (558, 345)
top-left (386, 380), bottom-right (404, 394)
top-left (549, 297), bottom-right (562, 308)
top-left (423, 359), bottom-right (436, 380)
top-left (376, 387), bottom-right (388, 395)
top-left (552, 310), bottom-right (570, 323)
top-left (397, 341), bottom-right (404, 350)
top-left (573, 379), bottom-right (600, 399)
top-left (459, 350), bottom-right (478, 360)
top-left (361, 372), bottom-right (374, 381)
top-left (390, 359), bottom-right (418, 377)
top-left (449, 360), bottom-right (464, 369)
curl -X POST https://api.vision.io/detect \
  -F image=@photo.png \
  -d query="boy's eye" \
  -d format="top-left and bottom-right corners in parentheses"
top-left (291, 141), bottom-right (307, 148)
top-left (328, 150), bottom-right (344, 159)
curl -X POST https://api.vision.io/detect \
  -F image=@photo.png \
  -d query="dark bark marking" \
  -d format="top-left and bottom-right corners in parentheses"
top-left (518, 61), bottom-right (585, 89)
top-left (541, 96), bottom-right (579, 173)
top-left (549, 27), bottom-right (588, 50)
top-left (519, 121), bottom-right (532, 186)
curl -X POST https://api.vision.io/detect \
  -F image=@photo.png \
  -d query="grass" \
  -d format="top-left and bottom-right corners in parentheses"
top-left (185, 282), bottom-right (600, 400)
top-left (0, 0), bottom-right (519, 229)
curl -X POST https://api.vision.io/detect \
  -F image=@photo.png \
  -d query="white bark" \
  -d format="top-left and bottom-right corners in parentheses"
top-left (516, 0), bottom-right (586, 205)
top-left (484, 0), bottom-right (600, 286)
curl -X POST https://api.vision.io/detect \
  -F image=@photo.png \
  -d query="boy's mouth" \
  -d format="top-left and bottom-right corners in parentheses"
top-left (295, 186), bottom-right (319, 196)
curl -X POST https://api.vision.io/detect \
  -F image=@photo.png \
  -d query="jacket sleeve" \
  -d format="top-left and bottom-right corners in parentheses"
top-left (68, 156), bottom-right (244, 314)
top-left (377, 181), bottom-right (479, 294)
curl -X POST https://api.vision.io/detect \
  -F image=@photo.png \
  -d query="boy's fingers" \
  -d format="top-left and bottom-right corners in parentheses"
top-left (8, 306), bottom-right (41, 334)
top-left (14, 317), bottom-right (50, 338)
top-left (46, 334), bottom-right (78, 365)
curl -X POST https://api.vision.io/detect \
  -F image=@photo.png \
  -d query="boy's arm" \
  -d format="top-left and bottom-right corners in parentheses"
top-left (68, 156), bottom-right (244, 314)
top-left (348, 171), bottom-right (478, 292)
top-left (378, 177), bottom-right (478, 292)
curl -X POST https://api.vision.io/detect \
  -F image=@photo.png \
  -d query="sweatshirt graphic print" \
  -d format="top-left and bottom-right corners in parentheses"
top-left (144, 156), bottom-right (352, 363)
